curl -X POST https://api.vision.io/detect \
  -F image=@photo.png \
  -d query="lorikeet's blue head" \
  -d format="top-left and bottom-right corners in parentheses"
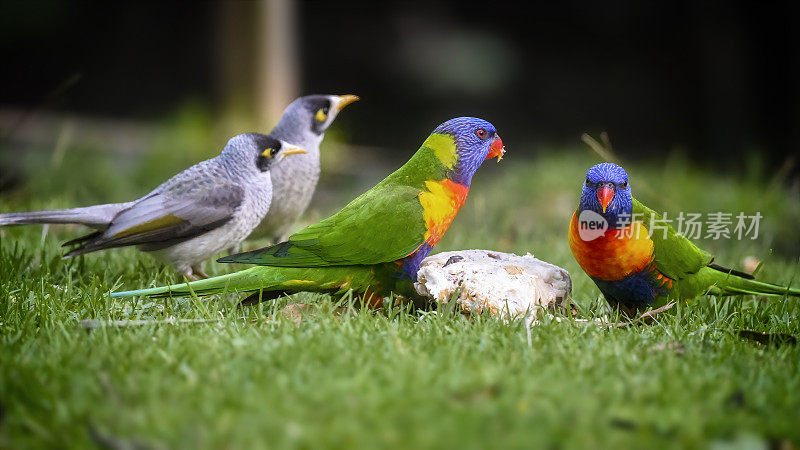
top-left (580, 163), bottom-right (633, 226)
top-left (433, 117), bottom-right (504, 186)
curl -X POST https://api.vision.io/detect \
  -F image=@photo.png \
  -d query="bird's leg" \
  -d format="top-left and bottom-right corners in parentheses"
top-left (191, 264), bottom-right (210, 279)
top-left (361, 289), bottom-right (384, 309)
top-left (180, 268), bottom-right (198, 282)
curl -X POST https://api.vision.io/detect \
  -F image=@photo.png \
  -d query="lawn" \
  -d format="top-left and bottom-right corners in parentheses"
top-left (1, 134), bottom-right (799, 448)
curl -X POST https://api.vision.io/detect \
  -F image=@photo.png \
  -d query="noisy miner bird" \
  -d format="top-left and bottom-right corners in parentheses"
top-left (0, 134), bottom-right (307, 279)
top-left (569, 162), bottom-right (800, 316)
top-left (254, 94), bottom-right (360, 242)
top-left (112, 117), bottom-right (506, 304)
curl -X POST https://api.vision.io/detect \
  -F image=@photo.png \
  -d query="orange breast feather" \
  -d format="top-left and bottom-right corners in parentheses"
top-left (418, 179), bottom-right (469, 247)
top-left (568, 211), bottom-right (654, 281)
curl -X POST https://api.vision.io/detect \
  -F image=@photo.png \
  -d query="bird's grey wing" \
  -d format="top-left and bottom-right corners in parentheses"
top-left (64, 179), bottom-right (245, 255)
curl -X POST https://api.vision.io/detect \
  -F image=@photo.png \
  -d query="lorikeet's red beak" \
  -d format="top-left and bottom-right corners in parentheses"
top-left (597, 185), bottom-right (614, 213)
top-left (487, 135), bottom-right (505, 162)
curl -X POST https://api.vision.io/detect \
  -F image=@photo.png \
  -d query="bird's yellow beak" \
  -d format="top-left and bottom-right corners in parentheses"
top-left (333, 94), bottom-right (359, 112)
top-left (276, 144), bottom-right (308, 160)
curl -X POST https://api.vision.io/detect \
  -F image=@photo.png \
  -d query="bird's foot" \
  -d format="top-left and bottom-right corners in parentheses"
top-left (179, 268), bottom-right (199, 281)
top-left (361, 290), bottom-right (384, 309)
top-left (613, 301), bottom-right (677, 328)
top-left (191, 266), bottom-right (210, 279)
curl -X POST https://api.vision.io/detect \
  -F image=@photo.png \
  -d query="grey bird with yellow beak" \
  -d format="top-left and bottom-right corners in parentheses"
top-left (252, 94), bottom-right (359, 242)
top-left (0, 134), bottom-right (307, 279)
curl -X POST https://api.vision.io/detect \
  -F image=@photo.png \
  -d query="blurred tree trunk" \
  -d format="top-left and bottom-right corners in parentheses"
top-left (217, 0), bottom-right (299, 133)
top-left (257, 0), bottom-right (299, 126)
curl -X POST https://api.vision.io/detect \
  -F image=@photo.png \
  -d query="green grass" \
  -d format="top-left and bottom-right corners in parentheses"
top-left (1, 140), bottom-right (799, 448)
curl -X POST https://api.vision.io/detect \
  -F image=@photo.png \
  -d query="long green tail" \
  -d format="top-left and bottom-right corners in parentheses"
top-left (111, 264), bottom-right (419, 301)
top-left (703, 266), bottom-right (800, 298)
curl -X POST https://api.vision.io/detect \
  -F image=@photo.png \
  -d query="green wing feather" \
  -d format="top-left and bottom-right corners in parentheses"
top-left (111, 263), bottom-right (421, 300)
top-left (633, 199), bottom-right (800, 299)
top-left (221, 141), bottom-right (448, 267)
top-left (233, 186), bottom-right (427, 266)
top-left (632, 198), bottom-right (713, 281)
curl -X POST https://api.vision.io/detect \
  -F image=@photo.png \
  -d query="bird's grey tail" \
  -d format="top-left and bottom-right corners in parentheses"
top-left (0, 203), bottom-right (129, 228)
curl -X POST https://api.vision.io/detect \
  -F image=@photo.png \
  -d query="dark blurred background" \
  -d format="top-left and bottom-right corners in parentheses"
top-left (0, 0), bottom-right (798, 177)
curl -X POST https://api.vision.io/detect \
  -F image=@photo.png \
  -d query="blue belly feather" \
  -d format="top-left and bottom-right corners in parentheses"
top-left (592, 266), bottom-right (669, 311)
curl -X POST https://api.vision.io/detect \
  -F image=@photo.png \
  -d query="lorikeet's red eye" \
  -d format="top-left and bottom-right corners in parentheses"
top-left (476, 128), bottom-right (487, 139)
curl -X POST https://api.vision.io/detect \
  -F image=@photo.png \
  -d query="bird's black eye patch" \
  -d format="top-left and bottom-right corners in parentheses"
top-left (619, 181), bottom-right (628, 189)
top-left (310, 99), bottom-right (333, 134)
top-left (585, 177), bottom-right (596, 187)
top-left (475, 128), bottom-right (487, 139)
top-left (256, 150), bottom-right (275, 172)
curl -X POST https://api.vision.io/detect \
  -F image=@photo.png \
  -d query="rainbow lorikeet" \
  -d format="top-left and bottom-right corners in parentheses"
top-left (112, 117), bottom-right (505, 303)
top-left (569, 162), bottom-right (800, 316)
